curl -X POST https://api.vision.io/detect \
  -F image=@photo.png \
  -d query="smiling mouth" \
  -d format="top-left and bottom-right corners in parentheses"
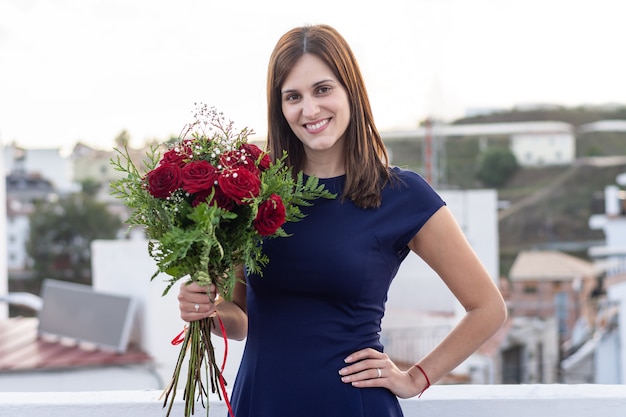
top-left (304, 119), bottom-right (330, 131)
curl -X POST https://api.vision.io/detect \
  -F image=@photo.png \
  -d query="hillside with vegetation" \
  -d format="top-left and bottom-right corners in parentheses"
top-left (452, 105), bottom-right (626, 126)
top-left (385, 105), bottom-right (626, 276)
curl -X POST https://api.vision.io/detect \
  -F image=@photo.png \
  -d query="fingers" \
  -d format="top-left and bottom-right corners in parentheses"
top-left (178, 282), bottom-right (216, 302)
top-left (179, 299), bottom-right (218, 322)
top-left (339, 348), bottom-right (424, 398)
top-left (339, 348), bottom-right (389, 384)
top-left (178, 282), bottom-right (218, 322)
top-left (339, 349), bottom-right (403, 390)
top-left (180, 281), bottom-right (215, 297)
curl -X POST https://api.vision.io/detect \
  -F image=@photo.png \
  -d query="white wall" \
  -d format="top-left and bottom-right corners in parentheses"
top-left (386, 189), bottom-right (499, 317)
top-left (2, 146), bottom-right (78, 193)
top-left (0, 367), bottom-right (161, 392)
top-left (5, 212), bottom-right (30, 270)
top-left (607, 281), bottom-right (626, 384)
top-left (595, 330), bottom-right (621, 383)
top-left (3, 385), bottom-right (626, 417)
top-left (510, 133), bottom-right (574, 166)
top-left (604, 218), bottom-right (626, 248)
top-left (0, 144), bottom-right (7, 319)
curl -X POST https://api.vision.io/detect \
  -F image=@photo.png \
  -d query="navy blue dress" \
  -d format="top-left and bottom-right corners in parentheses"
top-left (231, 168), bottom-right (445, 417)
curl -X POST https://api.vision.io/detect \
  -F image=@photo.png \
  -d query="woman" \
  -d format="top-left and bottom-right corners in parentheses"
top-left (178, 24), bottom-right (507, 417)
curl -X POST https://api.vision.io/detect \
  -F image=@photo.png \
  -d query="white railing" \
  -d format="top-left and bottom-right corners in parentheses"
top-left (2, 385), bottom-right (626, 417)
top-left (382, 325), bottom-right (452, 365)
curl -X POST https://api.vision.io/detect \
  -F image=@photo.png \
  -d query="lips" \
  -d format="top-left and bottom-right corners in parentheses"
top-left (304, 118), bottom-right (330, 131)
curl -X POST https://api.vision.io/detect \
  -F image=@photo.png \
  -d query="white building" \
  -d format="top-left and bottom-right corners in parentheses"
top-left (386, 189), bottom-right (499, 314)
top-left (1, 144), bottom-right (8, 319)
top-left (2, 145), bottom-right (79, 193)
top-left (570, 170), bottom-right (626, 383)
top-left (588, 174), bottom-right (626, 276)
top-left (382, 121), bottom-right (576, 167)
top-left (2, 144), bottom-right (90, 278)
top-left (578, 120), bottom-right (626, 134)
top-left (510, 131), bottom-right (574, 166)
top-left (5, 199), bottom-right (31, 272)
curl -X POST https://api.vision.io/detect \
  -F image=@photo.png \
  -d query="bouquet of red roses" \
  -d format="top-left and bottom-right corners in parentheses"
top-left (110, 103), bottom-right (335, 417)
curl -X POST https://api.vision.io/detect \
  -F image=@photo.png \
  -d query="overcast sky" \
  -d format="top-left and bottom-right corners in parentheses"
top-left (1, 0), bottom-right (624, 152)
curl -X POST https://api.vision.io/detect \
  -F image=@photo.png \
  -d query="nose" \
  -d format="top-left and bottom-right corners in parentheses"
top-left (301, 95), bottom-right (320, 119)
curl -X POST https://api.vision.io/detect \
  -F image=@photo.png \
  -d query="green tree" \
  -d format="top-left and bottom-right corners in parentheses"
top-left (26, 193), bottom-right (122, 286)
top-left (475, 147), bottom-right (519, 188)
top-left (80, 178), bottom-right (101, 197)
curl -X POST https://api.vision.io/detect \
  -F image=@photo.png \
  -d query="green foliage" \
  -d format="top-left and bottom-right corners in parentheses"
top-left (80, 178), bottom-right (101, 196)
top-left (26, 193), bottom-right (123, 285)
top-left (577, 131), bottom-right (626, 157)
top-left (475, 147), bottom-right (519, 188)
top-left (110, 144), bottom-right (165, 233)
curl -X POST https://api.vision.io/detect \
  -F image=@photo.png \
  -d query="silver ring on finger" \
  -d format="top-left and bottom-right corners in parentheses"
top-left (194, 303), bottom-right (200, 312)
top-left (376, 368), bottom-right (382, 378)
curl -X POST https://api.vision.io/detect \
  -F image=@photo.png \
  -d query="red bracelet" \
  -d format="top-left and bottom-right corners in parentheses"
top-left (415, 364), bottom-right (431, 397)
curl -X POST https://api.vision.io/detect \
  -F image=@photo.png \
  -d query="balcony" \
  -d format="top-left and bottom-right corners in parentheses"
top-left (1, 384), bottom-right (626, 416)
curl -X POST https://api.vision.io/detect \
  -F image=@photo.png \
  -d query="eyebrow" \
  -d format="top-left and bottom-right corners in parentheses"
top-left (281, 79), bottom-right (335, 95)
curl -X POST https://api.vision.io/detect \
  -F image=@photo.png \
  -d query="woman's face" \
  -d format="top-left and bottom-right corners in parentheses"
top-left (280, 53), bottom-right (350, 156)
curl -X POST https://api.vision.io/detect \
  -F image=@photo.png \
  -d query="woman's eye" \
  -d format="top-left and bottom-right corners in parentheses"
top-left (284, 93), bottom-right (300, 102)
top-left (317, 86), bottom-right (331, 95)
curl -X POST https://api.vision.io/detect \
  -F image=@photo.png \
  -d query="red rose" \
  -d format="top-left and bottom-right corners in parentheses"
top-left (220, 150), bottom-right (259, 175)
top-left (217, 167), bottom-right (261, 205)
top-left (182, 160), bottom-right (218, 194)
top-left (241, 143), bottom-right (271, 171)
top-left (162, 141), bottom-right (193, 167)
top-left (253, 194), bottom-right (286, 236)
top-left (191, 188), bottom-right (211, 207)
top-left (146, 162), bottom-right (183, 198)
top-left (192, 186), bottom-right (234, 210)
top-left (210, 186), bottom-right (235, 210)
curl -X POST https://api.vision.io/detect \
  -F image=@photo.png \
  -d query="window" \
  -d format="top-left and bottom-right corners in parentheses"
top-left (524, 284), bottom-right (538, 294)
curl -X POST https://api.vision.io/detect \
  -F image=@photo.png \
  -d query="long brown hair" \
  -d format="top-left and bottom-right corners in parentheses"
top-left (266, 24), bottom-right (391, 209)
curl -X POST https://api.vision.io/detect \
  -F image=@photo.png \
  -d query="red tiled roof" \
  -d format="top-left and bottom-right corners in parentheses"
top-left (509, 250), bottom-right (598, 281)
top-left (0, 317), bottom-right (152, 372)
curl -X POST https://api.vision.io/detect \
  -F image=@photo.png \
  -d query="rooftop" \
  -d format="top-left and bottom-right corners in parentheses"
top-left (381, 120), bottom-right (575, 141)
top-left (0, 317), bottom-right (151, 373)
top-left (509, 250), bottom-right (600, 281)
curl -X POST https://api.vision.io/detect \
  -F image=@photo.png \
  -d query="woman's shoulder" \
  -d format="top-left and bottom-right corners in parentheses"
top-left (385, 166), bottom-right (445, 205)
top-left (388, 166), bottom-right (431, 189)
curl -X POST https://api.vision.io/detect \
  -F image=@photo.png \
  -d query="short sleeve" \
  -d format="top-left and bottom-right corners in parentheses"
top-left (380, 167), bottom-right (446, 261)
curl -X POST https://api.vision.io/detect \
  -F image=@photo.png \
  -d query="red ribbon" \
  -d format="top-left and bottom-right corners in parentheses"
top-left (215, 314), bottom-right (235, 417)
top-left (171, 325), bottom-right (187, 345)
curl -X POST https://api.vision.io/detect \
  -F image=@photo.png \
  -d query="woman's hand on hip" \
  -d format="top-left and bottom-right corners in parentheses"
top-left (338, 348), bottom-right (426, 399)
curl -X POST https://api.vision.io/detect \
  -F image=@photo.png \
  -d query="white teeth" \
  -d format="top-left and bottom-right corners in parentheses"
top-left (305, 119), bottom-right (329, 130)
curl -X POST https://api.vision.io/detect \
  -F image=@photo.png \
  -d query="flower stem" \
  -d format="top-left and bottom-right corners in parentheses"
top-left (162, 318), bottom-right (223, 417)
